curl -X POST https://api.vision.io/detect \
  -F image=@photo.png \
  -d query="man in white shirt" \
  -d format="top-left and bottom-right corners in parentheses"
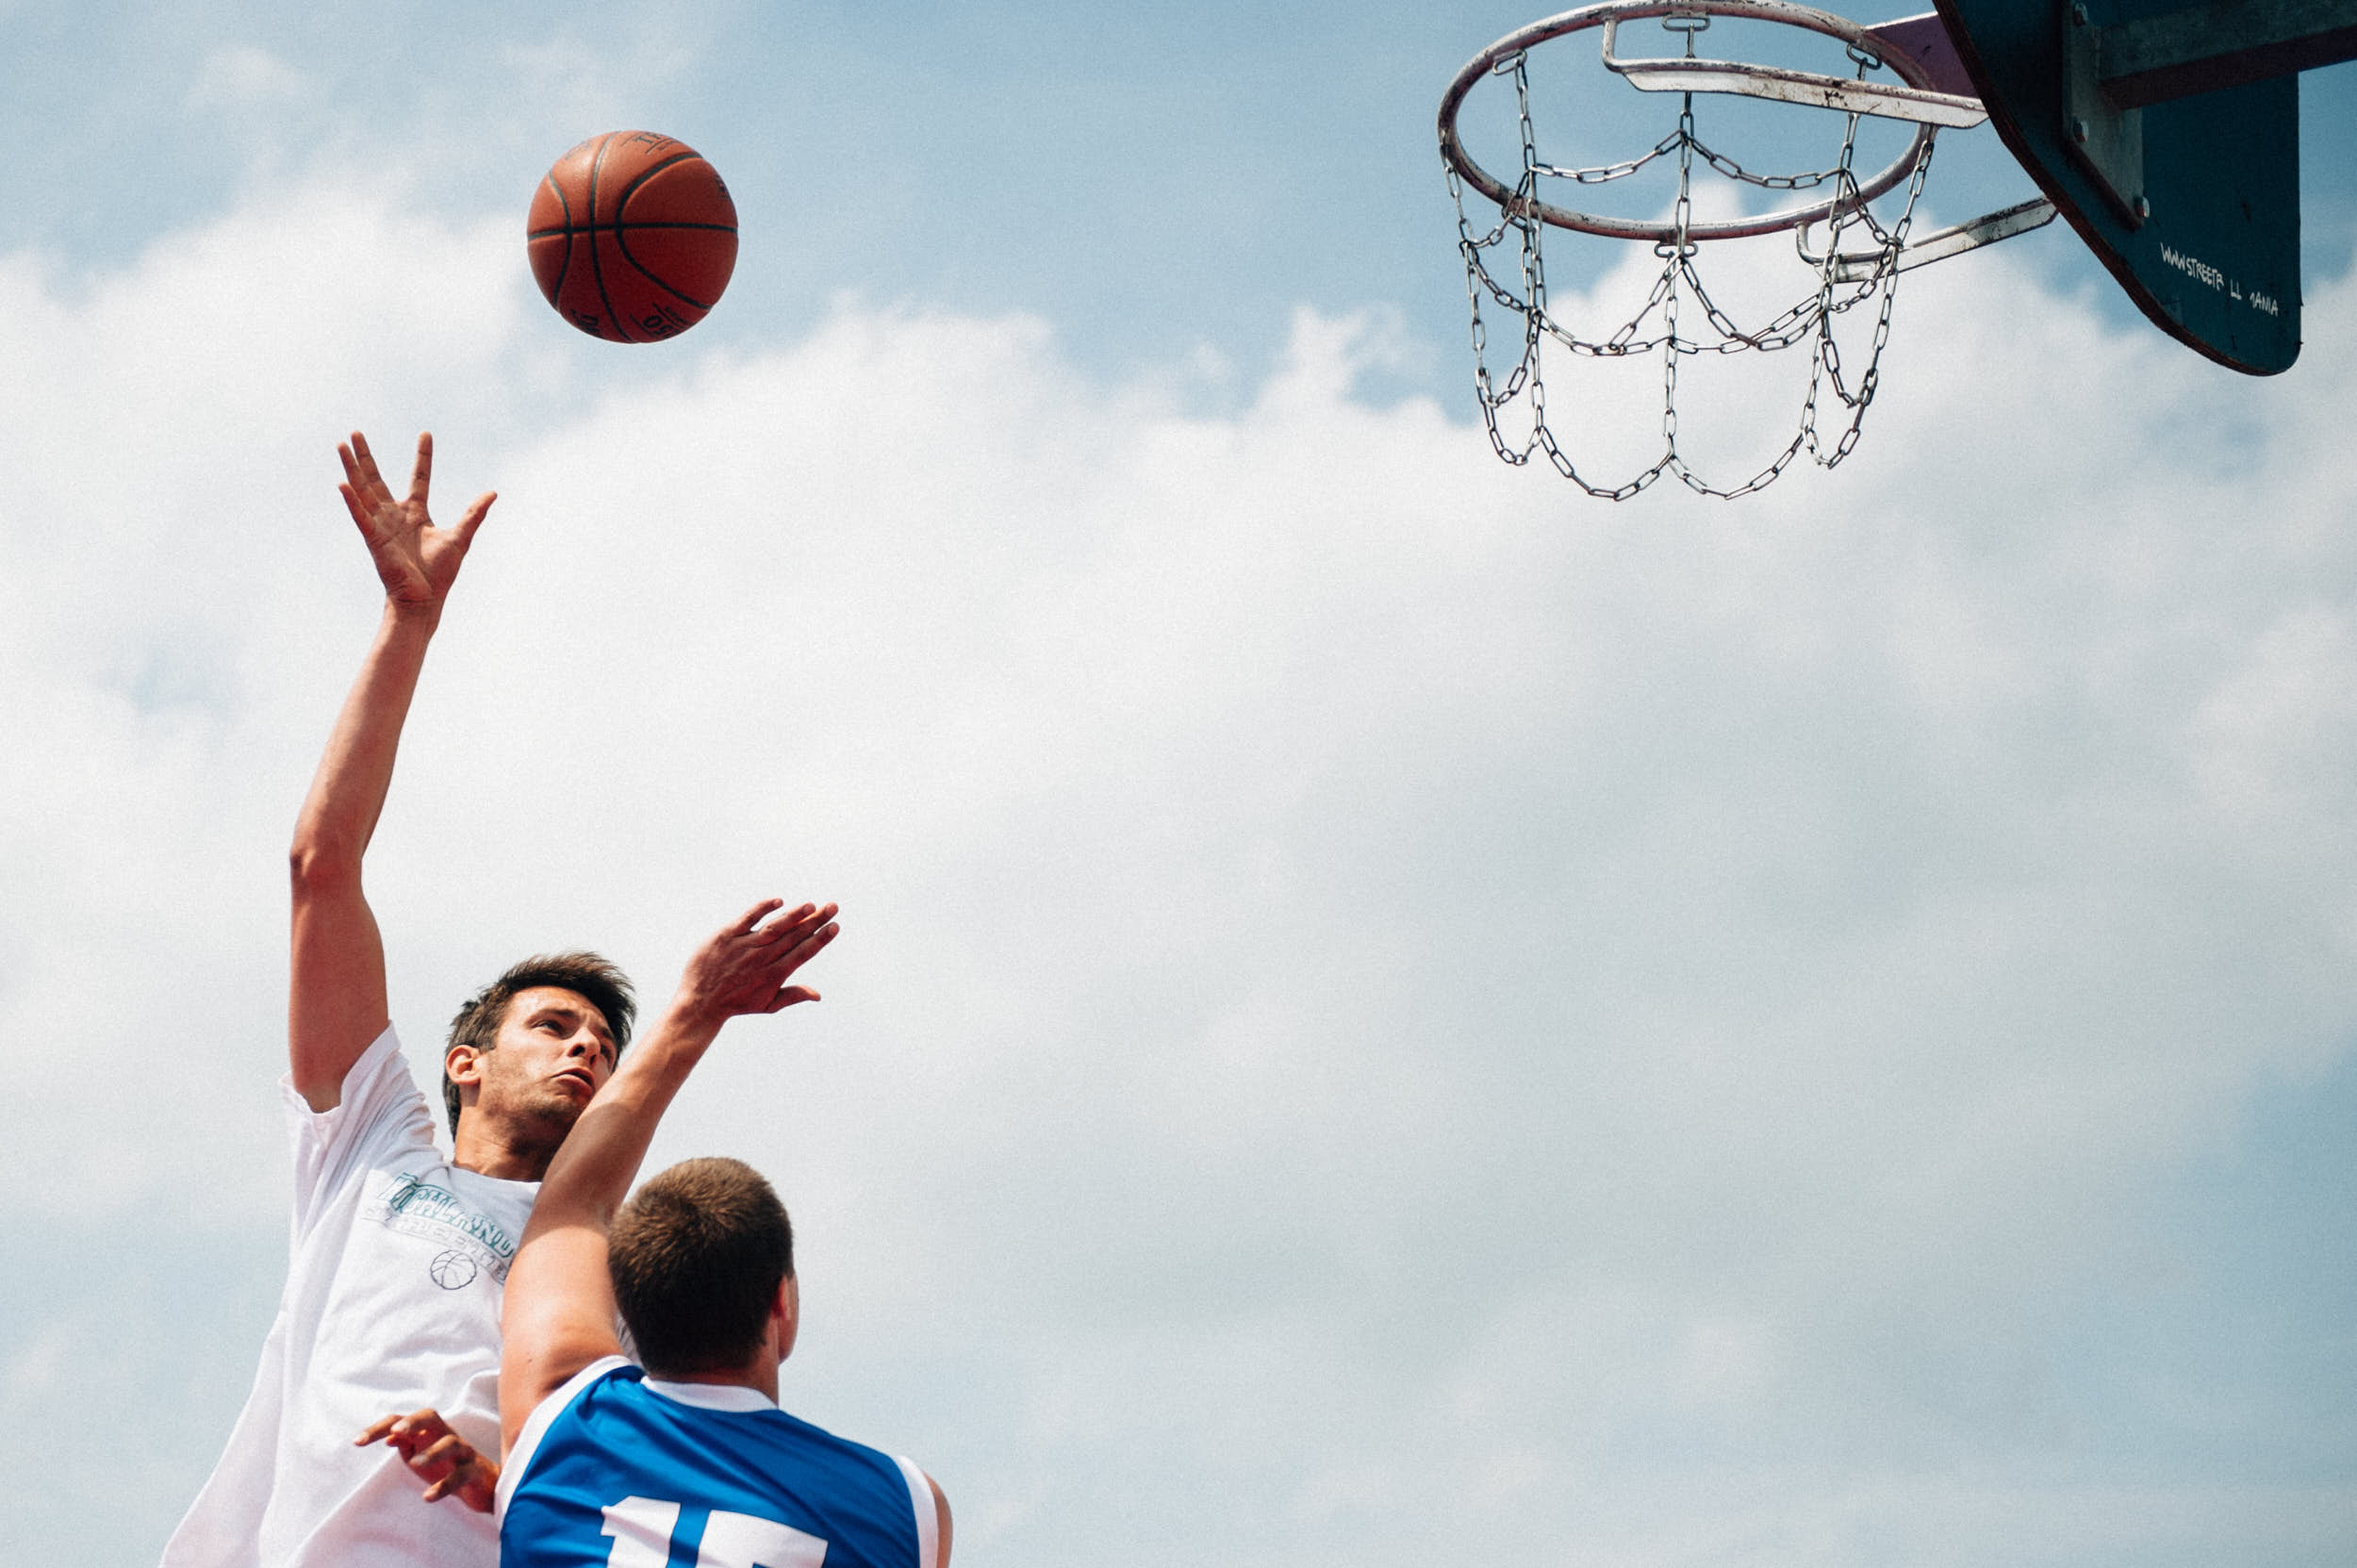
top-left (161, 433), bottom-right (839, 1567)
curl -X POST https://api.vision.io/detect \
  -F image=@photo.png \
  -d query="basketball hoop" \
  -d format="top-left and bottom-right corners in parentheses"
top-left (1439, 1), bottom-right (2056, 499)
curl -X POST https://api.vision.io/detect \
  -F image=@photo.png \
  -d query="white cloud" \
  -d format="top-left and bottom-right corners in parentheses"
top-left (186, 45), bottom-right (312, 113)
top-left (2, 181), bottom-right (2353, 1563)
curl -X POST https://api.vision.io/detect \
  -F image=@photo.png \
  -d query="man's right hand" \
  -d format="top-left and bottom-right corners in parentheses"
top-left (289, 431), bottom-right (498, 1109)
top-left (337, 431), bottom-right (494, 618)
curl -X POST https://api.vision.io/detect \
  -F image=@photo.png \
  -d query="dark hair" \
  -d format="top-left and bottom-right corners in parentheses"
top-left (442, 951), bottom-right (636, 1135)
top-left (608, 1157), bottom-right (795, 1376)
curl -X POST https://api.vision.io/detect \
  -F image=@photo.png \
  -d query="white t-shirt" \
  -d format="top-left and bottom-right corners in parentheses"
top-left (162, 1026), bottom-right (536, 1568)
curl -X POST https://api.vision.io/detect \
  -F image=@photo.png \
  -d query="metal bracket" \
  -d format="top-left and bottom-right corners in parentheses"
top-left (1796, 193), bottom-right (2058, 279)
top-left (2101, 0), bottom-right (2357, 106)
top-left (2063, 0), bottom-right (2148, 227)
top-left (2060, 0), bottom-right (2357, 227)
top-left (1602, 18), bottom-right (1991, 124)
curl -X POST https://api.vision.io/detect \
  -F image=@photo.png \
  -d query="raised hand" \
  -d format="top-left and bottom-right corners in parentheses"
top-left (337, 431), bottom-right (495, 617)
top-left (355, 1408), bottom-right (500, 1513)
top-left (671, 900), bottom-right (842, 1028)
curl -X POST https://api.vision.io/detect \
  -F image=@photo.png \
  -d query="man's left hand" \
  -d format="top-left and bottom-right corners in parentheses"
top-left (356, 1408), bottom-right (500, 1513)
top-left (671, 900), bottom-right (841, 1028)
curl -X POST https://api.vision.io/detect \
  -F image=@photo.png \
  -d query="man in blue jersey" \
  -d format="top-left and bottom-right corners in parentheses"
top-left (491, 907), bottom-right (952, 1568)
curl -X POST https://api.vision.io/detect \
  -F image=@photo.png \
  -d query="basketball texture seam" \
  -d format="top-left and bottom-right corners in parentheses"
top-left (613, 230), bottom-right (717, 313)
top-left (586, 134), bottom-right (621, 339)
top-left (538, 174), bottom-right (576, 302)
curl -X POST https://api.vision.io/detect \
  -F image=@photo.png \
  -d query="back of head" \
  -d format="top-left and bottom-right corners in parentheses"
top-left (609, 1157), bottom-right (794, 1377)
top-left (443, 951), bottom-right (636, 1134)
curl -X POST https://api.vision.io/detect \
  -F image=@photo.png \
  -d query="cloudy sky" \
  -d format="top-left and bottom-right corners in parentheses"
top-left (2, 3), bottom-right (2354, 1564)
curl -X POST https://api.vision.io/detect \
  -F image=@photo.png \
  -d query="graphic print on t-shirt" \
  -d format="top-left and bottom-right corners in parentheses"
top-left (364, 1168), bottom-right (520, 1286)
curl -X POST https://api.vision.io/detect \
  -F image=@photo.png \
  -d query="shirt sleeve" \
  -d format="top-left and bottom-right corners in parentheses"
top-left (281, 1023), bottom-right (442, 1243)
top-left (495, 1355), bottom-right (635, 1523)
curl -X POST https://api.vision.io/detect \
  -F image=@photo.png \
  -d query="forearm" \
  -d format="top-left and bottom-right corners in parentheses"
top-left (290, 603), bottom-right (439, 872)
top-left (528, 900), bottom-right (836, 1223)
top-left (289, 431), bottom-right (490, 1105)
top-left (502, 901), bottom-right (833, 1449)
top-left (287, 603), bottom-right (442, 1103)
top-left (523, 1004), bottom-right (726, 1235)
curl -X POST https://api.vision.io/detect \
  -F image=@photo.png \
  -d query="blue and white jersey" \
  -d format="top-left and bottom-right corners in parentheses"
top-left (498, 1357), bottom-right (941, 1568)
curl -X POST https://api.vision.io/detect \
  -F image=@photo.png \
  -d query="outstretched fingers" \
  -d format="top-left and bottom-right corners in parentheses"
top-left (731, 898), bottom-right (789, 935)
top-left (760, 918), bottom-right (838, 1010)
top-left (764, 984), bottom-right (823, 1013)
top-left (746, 901), bottom-right (832, 947)
top-left (343, 432), bottom-right (394, 509)
top-left (407, 432), bottom-right (434, 503)
top-left (794, 918), bottom-right (840, 966)
top-left (682, 899), bottom-right (841, 1020)
top-left (353, 1408), bottom-right (497, 1511)
top-left (412, 1431), bottom-right (470, 1492)
top-left (453, 490), bottom-right (497, 549)
top-left (356, 1408), bottom-right (450, 1461)
top-left (354, 1413), bottom-right (404, 1447)
top-left (337, 433), bottom-right (405, 550)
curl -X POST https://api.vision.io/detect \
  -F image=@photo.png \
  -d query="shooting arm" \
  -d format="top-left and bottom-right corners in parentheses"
top-left (500, 900), bottom-right (839, 1457)
top-left (287, 607), bottom-right (434, 1108)
top-left (287, 433), bottom-right (491, 1110)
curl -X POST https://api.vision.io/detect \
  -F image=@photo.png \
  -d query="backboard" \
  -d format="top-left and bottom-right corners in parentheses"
top-left (1933, 0), bottom-right (2302, 372)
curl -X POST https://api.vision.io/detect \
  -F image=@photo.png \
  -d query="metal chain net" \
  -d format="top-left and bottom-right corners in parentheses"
top-left (1446, 25), bottom-right (1935, 500)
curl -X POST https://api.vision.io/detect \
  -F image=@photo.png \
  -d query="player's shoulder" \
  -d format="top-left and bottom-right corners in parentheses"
top-left (636, 1384), bottom-right (915, 1510)
top-left (286, 1023), bottom-right (448, 1217)
top-left (541, 1355), bottom-right (643, 1428)
top-left (750, 1399), bottom-right (909, 1476)
top-left (720, 1400), bottom-right (941, 1568)
top-left (759, 1403), bottom-right (941, 1557)
top-left (499, 1355), bottom-right (640, 1517)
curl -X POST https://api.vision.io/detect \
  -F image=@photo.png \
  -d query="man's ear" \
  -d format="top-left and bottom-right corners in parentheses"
top-left (446, 1043), bottom-right (486, 1094)
top-left (774, 1275), bottom-right (799, 1364)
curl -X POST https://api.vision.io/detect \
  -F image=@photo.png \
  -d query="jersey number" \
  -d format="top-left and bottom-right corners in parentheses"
top-left (602, 1495), bottom-right (830, 1567)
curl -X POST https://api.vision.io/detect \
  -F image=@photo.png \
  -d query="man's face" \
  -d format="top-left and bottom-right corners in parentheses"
top-left (470, 986), bottom-right (618, 1131)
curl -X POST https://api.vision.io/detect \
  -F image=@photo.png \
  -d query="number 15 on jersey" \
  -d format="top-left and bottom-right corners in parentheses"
top-left (602, 1495), bottom-right (829, 1568)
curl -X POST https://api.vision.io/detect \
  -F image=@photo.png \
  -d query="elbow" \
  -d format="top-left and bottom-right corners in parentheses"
top-left (288, 834), bottom-right (362, 900)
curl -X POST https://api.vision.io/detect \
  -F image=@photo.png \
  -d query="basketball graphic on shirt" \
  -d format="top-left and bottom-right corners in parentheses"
top-left (430, 1250), bottom-right (480, 1290)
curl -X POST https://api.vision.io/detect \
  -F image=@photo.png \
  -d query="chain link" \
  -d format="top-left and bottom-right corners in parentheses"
top-left (1446, 30), bottom-right (1933, 500)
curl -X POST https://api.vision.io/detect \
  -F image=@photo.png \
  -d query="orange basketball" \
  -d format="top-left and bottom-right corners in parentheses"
top-left (528, 131), bottom-right (738, 343)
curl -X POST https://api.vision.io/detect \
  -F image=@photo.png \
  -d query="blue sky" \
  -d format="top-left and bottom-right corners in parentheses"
top-left (8, 1), bottom-right (2344, 388)
top-left (3, 4), bottom-right (2355, 1565)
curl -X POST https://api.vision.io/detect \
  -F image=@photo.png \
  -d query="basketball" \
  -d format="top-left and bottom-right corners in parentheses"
top-left (528, 131), bottom-right (738, 344)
